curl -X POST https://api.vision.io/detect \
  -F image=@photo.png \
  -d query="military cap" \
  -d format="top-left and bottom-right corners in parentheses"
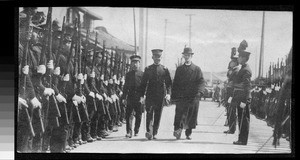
top-left (130, 54), bottom-right (141, 62)
top-left (151, 49), bottom-right (163, 56)
top-left (32, 11), bottom-right (46, 25)
top-left (52, 19), bottom-right (61, 31)
top-left (65, 24), bottom-right (75, 36)
top-left (182, 47), bottom-right (194, 55)
top-left (238, 40), bottom-right (248, 51)
top-left (238, 50), bottom-right (251, 58)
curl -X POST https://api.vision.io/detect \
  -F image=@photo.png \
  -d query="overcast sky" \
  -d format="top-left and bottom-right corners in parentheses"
top-left (32, 7), bottom-right (293, 79)
top-left (85, 7), bottom-right (292, 77)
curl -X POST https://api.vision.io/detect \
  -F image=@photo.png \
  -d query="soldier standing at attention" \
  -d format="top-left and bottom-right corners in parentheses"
top-left (139, 49), bottom-right (172, 140)
top-left (171, 47), bottom-right (206, 140)
top-left (121, 55), bottom-right (143, 138)
top-left (232, 40), bottom-right (252, 145)
top-left (223, 47), bottom-right (240, 134)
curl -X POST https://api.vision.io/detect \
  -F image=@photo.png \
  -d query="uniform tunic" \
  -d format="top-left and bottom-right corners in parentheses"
top-left (139, 64), bottom-right (172, 135)
top-left (232, 63), bottom-right (252, 144)
top-left (122, 70), bottom-right (143, 134)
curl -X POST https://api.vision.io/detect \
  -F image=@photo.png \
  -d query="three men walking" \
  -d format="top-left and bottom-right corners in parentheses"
top-left (121, 44), bottom-right (251, 144)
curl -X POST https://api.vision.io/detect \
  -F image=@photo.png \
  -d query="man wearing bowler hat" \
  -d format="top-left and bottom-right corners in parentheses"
top-left (171, 47), bottom-right (206, 140)
top-left (121, 54), bottom-right (144, 138)
top-left (139, 49), bottom-right (172, 140)
top-left (231, 40), bottom-right (252, 145)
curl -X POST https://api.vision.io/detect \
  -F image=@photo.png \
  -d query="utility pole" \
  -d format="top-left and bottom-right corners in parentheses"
top-left (133, 8), bottom-right (137, 54)
top-left (186, 14), bottom-right (195, 48)
top-left (145, 8), bottom-right (149, 67)
top-left (139, 8), bottom-right (144, 68)
top-left (163, 19), bottom-right (167, 65)
top-left (258, 11), bottom-right (265, 79)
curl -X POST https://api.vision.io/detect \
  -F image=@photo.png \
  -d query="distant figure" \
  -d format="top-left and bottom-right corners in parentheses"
top-left (213, 82), bottom-right (221, 102)
top-left (171, 47), bottom-right (206, 140)
top-left (139, 49), bottom-right (172, 140)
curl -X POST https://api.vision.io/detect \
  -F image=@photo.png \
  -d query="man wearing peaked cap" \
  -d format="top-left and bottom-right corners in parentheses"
top-left (130, 54), bottom-right (141, 62)
top-left (151, 49), bottom-right (163, 56)
top-left (224, 47), bottom-right (241, 135)
top-left (232, 41), bottom-right (252, 145)
top-left (121, 54), bottom-right (143, 138)
top-left (171, 47), bottom-right (206, 140)
top-left (139, 49), bottom-right (172, 140)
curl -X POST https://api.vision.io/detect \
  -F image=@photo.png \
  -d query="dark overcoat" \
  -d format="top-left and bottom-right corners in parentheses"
top-left (171, 63), bottom-right (205, 129)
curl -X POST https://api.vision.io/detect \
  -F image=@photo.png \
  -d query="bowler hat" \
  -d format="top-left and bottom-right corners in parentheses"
top-left (182, 47), bottom-right (194, 55)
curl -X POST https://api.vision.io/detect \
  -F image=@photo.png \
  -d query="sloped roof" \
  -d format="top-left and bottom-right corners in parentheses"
top-left (80, 27), bottom-right (135, 54)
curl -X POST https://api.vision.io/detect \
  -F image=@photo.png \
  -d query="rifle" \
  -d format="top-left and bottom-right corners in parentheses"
top-left (65, 18), bottom-right (81, 123)
top-left (83, 29), bottom-right (97, 113)
top-left (52, 16), bottom-right (69, 125)
top-left (113, 48), bottom-right (121, 115)
top-left (92, 32), bottom-right (107, 115)
top-left (54, 16), bottom-right (66, 67)
top-left (109, 49), bottom-right (118, 115)
top-left (20, 14), bottom-right (35, 137)
top-left (101, 42), bottom-right (111, 121)
top-left (44, 7), bottom-right (61, 128)
top-left (76, 15), bottom-right (89, 122)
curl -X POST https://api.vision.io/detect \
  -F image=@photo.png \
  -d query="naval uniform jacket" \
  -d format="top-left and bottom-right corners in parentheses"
top-left (232, 63), bottom-right (252, 102)
top-left (122, 70), bottom-right (143, 104)
top-left (139, 64), bottom-right (172, 107)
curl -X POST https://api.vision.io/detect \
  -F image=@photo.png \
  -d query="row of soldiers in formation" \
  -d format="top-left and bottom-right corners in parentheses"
top-left (18, 7), bottom-right (135, 153)
top-left (18, 7), bottom-right (271, 153)
top-left (221, 44), bottom-right (292, 147)
top-left (18, 7), bottom-right (204, 153)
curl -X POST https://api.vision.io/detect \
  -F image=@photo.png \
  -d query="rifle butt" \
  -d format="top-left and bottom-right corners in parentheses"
top-left (50, 95), bottom-right (61, 117)
top-left (64, 103), bottom-right (70, 125)
top-left (37, 108), bottom-right (45, 133)
top-left (74, 105), bottom-right (82, 123)
top-left (24, 108), bottom-right (35, 137)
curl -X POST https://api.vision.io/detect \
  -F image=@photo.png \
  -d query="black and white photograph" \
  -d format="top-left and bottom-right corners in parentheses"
top-left (17, 6), bottom-right (293, 155)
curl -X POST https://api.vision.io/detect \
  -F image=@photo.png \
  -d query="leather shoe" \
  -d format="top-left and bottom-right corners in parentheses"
top-left (223, 130), bottom-right (234, 134)
top-left (96, 136), bottom-right (102, 141)
top-left (87, 138), bottom-right (94, 143)
top-left (233, 141), bottom-right (246, 145)
top-left (125, 133), bottom-right (132, 138)
top-left (173, 129), bottom-right (182, 140)
top-left (145, 132), bottom-right (152, 140)
top-left (186, 136), bottom-right (192, 140)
